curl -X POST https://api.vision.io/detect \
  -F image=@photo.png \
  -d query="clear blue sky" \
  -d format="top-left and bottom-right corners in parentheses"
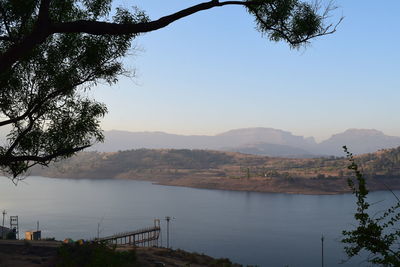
top-left (92, 0), bottom-right (400, 142)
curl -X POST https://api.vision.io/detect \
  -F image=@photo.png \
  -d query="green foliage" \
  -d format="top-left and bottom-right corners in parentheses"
top-left (56, 242), bottom-right (138, 267)
top-left (342, 146), bottom-right (400, 266)
top-left (0, 0), bottom-right (148, 178)
top-left (246, 0), bottom-right (338, 48)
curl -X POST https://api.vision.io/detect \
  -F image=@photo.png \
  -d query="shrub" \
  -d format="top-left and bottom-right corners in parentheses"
top-left (6, 231), bottom-right (16, 240)
top-left (342, 146), bottom-right (400, 266)
top-left (57, 242), bottom-right (138, 267)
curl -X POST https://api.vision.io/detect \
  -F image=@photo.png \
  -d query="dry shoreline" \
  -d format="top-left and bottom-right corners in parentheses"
top-left (38, 174), bottom-right (400, 195)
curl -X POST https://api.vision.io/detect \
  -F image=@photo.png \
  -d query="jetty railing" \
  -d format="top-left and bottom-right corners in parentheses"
top-left (95, 219), bottom-right (161, 247)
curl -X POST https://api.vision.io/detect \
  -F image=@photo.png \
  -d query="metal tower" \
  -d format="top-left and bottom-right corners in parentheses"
top-left (9, 216), bottom-right (19, 239)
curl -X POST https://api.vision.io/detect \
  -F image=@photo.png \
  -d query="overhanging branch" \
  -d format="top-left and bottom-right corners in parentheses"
top-left (0, 145), bottom-right (91, 164)
top-left (0, 1), bottom-right (250, 73)
top-left (52, 1), bottom-right (249, 35)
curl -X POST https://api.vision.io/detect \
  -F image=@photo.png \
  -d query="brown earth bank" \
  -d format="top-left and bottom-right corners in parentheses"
top-left (30, 148), bottom-right (400, 195)
top-left (0, 241), bottom-right (242, 267)
top-left (151, 176), bottom-right (400, 195)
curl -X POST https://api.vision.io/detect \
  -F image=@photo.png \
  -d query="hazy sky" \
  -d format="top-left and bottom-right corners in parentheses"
top-left (92, 0), bottom-right (400, 142)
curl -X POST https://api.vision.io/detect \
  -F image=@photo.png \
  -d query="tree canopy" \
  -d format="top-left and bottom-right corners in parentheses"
top-left (0, 0), bottom-right (340, 179)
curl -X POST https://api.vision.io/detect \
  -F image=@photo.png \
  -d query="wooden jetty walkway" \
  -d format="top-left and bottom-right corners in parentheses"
top-left (96, 219), bottom-right (161, 247)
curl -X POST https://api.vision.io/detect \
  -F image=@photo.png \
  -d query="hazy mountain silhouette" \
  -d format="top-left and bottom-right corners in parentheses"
top-left (214, 128), bottom-right (317, 156)
top-left (91, 128), bottom-right (400, 157)
top-left (216, 127), bottom-right (316, 146)
top-left (318, 129), bottom-right (400, 156)
top-left (92, 128), bottom-right (317, 157)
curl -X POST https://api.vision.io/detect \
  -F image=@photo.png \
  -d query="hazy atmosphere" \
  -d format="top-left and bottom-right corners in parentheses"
top-left (1, 0), bottom-right (400, 266)
top-left (94, 0), bottom-right (400, 141)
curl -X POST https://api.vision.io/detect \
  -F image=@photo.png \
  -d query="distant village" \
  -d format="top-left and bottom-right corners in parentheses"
top-left (1, 211), bottom-right (41, 241)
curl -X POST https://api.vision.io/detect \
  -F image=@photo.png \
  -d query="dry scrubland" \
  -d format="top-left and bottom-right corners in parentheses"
top-left (32, 147), bottom-right (400, 194)
top-left (0, 241), bottom-right (240, 267)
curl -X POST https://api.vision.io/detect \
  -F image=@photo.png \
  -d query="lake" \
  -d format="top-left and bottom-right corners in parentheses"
top-left (0, 176), bottom-right (396, 266)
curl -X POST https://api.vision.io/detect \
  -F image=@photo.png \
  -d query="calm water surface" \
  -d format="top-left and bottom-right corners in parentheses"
top-left (0, 176), bottom-right (396, 266)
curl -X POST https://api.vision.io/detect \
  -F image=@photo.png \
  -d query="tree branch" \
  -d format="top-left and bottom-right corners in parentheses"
top-left (0, 26), bottom-right (51, 73)
top-left (0, 87), bottom-right (62, 127)
top-left (38, 0), bottom-right (51, 24)
top-left (0, 145), bottom-right (91, 164)
top-left (0, 36), bottom-right (13, 41)
top-left (4, 114), bottom-right (36, 157)
top-left (0, 1), bottom-right (250, 73)
top-left (0, 59), bottom-right (105, 128)
top-left (53, 1), bottom-right (248, 35)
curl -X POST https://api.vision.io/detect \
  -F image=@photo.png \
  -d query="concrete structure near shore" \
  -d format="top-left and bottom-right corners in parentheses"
top-left (25, 230), bottom-right (41, 241)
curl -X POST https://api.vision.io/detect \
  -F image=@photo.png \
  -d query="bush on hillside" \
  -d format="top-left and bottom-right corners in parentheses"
top-left (57, 242), bottom-right (138, 267)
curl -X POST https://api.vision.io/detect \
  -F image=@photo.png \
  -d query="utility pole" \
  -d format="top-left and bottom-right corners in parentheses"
top-left (96, 217), bottom-right (104, 240)
top-left (165, 216), bottom-right (175, 249)
top-left (321, 234), bottom-right (325, 267)
top-left (165, 216), bottom-right (170, 248)
top-left (159, 220), bottom-right (163, 247)
top-left (2, 210), bottom-right (6, 239)
top-left (154, 219), bottom-right (161, 247)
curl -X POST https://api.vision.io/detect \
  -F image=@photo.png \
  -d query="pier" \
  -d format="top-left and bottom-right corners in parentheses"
top-left (96, 219), bottom-right (161, 247)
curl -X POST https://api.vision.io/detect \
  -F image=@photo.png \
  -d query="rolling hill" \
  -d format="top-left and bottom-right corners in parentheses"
top-left (32, 146), bottom-right (400, 194)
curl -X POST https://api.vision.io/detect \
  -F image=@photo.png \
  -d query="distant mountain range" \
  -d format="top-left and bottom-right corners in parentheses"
top-left (91, 128), bottom-right (400, 157)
